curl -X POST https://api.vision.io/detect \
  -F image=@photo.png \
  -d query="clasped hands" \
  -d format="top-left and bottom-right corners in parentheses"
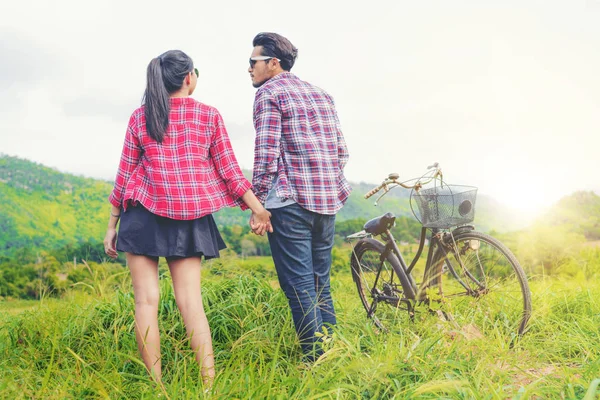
top-left (249, 209), bottom-right (273, 236)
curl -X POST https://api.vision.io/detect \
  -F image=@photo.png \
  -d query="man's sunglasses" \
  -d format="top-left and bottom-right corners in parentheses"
top-left (249, 56), bottom-right (281, 68)
top-left (193, 68), bottom-right (199, 77)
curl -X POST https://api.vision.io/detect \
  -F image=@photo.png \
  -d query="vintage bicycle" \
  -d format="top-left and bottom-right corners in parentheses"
top-left (347, 163), bottom-right (532, 340)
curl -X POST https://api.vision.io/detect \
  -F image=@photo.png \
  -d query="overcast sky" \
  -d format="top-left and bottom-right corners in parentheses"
top-left (1, 0), bottom-right (599, 213)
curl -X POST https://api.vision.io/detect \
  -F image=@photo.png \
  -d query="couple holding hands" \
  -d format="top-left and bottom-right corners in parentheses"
top-left (103, 32), bottom-right (350, 385)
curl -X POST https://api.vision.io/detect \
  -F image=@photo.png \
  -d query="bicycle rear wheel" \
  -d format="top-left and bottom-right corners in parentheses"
top-left (350, 238), bottom-right (414, 331)
top-left (431, 230), bottom-right (531, 339)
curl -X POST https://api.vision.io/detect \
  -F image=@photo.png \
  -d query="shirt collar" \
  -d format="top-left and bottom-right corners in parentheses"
top-left (169, 97), bottom-right (195, 105)
top-left (268, 71), bottom-right (295, 83)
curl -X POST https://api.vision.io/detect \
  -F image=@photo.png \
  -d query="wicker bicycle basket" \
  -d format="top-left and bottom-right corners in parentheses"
top-left (410, 184), bottom-right (478, 229)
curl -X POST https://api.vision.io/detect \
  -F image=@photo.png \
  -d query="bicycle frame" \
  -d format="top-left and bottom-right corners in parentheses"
top-left (377, 226), bottom-right (439, 302)
top-left (364, 227), bottom-right (470, 305)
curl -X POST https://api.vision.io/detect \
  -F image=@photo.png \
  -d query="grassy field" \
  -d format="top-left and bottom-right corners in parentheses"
top-left (1, 256), bottom-right (599, 399)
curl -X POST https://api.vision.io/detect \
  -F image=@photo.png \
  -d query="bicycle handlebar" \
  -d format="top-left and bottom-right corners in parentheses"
top-left (364, 162), bottom-right (442, 200)
top-left (364, 183), bottom-right (385, 199)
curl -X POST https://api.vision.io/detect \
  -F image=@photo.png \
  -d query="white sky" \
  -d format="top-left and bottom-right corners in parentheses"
top-left (1, 0), bottom-right (599, 214)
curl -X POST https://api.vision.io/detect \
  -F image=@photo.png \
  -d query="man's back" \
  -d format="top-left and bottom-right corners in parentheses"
top-left (253, 72), bottom-right (351, 215)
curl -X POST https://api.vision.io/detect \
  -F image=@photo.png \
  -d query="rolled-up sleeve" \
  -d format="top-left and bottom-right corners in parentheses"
top-left (328, 95), bottom-right (349, 171)
top-left (109, 114), bottom-right (142, 208)
top-left (210, 111), bottom-right (252, 200)
top-left (252, 89), bottom-right (282, 204)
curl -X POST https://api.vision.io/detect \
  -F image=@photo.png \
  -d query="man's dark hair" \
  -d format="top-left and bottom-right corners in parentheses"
top-left (143, 50), bottom-right (194, 143)
top-left (252, 32), bottom-right (298, 71)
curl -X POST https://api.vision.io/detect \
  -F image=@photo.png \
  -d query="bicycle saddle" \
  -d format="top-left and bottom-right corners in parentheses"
top-left (363, 212), bottom-right (396, 235)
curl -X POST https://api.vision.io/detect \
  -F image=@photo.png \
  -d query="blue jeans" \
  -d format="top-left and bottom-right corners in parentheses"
top-left (267, 203), bottom-right (337, 359)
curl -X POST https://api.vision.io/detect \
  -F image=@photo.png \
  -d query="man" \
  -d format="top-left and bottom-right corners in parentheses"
top-left (247, 32), bottom-right (351, 360)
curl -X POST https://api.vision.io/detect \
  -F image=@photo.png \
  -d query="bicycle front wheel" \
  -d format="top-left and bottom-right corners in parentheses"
top-left (431, 230), bottom-right (532, 339)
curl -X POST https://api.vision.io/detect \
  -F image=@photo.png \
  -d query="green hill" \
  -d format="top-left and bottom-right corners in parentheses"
top-left (0, 155), bottom-right (536, 258)
top-left (0, 156), bottom-right (110, 256)
top-left (538, 191), bottom-right (600, 240)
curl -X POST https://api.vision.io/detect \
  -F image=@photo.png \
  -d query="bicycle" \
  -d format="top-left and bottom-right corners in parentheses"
top-left (347, 163), bottom-right (532, 341)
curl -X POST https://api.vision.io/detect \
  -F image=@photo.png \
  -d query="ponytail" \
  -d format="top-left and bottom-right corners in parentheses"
top-left (143, 58), bottom-right (170, 143)
top-left (142, 50), bottom-right (194, 143)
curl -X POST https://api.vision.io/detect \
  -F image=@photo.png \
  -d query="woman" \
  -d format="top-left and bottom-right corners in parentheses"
top-left (103, 50), bottom-right (271, 386)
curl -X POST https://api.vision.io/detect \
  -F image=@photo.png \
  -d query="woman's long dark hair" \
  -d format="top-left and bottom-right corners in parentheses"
top-left (143, 50), bottom-right (194, 142)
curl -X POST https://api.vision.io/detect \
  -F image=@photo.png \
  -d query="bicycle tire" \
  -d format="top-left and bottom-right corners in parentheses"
top-left (350, 238), bottom-right (415, 331)
top-left (430, 230), bottom-right (532, 338)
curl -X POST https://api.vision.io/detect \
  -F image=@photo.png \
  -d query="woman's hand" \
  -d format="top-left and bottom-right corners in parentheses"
top-left (104, 228), bottom-right (119, 259)
top-left (240, 189), bottom-right (273, 236)
top-left (249, 209), bottom-right (273, 236)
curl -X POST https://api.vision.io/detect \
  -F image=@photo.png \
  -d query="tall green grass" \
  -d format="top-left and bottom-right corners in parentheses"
top-left (1, 260), bottom-right (599, 399)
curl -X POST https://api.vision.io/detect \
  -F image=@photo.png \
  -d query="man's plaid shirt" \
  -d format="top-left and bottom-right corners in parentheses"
top-left (109, 97), bottom-right (251, 220)
top-left (252, 72), bottom-right (351, 215)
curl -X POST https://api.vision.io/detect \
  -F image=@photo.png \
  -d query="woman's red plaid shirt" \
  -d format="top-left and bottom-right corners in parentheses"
top-left (109, 97), bottom-right (251, 220)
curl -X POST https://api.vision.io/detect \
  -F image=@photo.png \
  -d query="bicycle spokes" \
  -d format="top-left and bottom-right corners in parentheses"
top-left (433, 232), bottom-right (531, 337)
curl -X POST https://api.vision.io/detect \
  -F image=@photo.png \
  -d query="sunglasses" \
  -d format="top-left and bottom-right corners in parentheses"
top-left (192, 67), bottom-right (199, 77)
top-left (249, 56), bottom-right (281, 68)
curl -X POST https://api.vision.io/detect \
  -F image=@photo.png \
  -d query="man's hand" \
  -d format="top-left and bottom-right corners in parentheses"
top-left (249, 209), bottom-right (273, 236)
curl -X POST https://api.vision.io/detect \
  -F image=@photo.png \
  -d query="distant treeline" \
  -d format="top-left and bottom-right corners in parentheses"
top-left (2, 155), bottom-right (600, 300)
top-left (0, 214), bottom-right (425, 300)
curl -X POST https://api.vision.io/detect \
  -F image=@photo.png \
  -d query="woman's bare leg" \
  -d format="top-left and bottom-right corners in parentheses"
top-left (127, 253), bottom-right (161, 382)
top-left (167, 256), bottom-right (215, 385)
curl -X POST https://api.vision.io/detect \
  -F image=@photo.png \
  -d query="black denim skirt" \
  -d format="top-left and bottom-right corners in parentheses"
top-left (116, 205), bottom-right (226, 259)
